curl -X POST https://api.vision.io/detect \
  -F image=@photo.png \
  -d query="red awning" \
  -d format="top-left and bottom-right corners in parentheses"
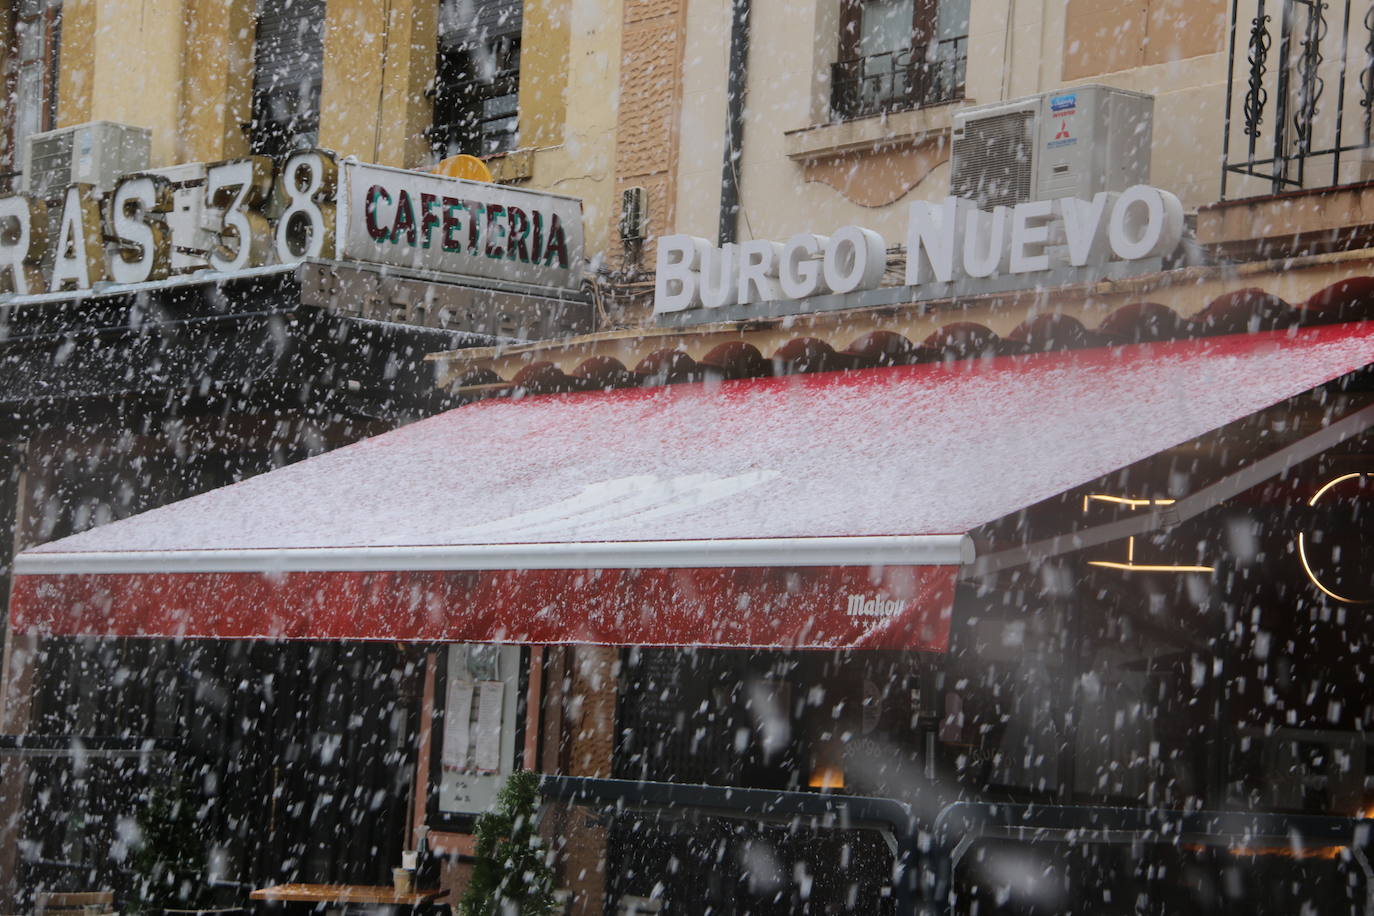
top-left (13, 323), bottom-right (1374, 648)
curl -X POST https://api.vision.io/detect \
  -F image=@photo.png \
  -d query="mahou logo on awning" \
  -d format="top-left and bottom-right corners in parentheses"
top-left (847, 594), bottom-right (908, 618)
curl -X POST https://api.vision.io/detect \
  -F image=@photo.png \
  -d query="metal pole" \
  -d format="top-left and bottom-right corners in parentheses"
top-left (717, 0), bottom-right (752, 246)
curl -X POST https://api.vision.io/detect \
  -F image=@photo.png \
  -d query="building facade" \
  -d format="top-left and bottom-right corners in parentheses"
top-left (7, 1), bottom-right (1374, 915)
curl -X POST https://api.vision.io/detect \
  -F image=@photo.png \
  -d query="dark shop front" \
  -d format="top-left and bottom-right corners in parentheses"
top-left (11, 315), bottom-right (1374, 913)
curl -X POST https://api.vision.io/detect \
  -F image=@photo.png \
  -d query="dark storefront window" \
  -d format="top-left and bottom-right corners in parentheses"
top-left (431, 0), bottom-right (522, 159)
top-left (249, 0), bottom-right (325, 157)
top-left (609, 648), bottom-right (941, 910)
top-left (5, 0), bottom-right (61, 190)
top-left (831, 0), bottom-right (967, 121)
top-left (14, 639), bottom-right (420, 906)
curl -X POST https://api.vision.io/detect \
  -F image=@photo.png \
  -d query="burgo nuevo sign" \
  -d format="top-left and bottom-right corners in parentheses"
top-left (0, 152), bottom-right (585, 296)
top-left (653, 185), bottom-right (1184, 315)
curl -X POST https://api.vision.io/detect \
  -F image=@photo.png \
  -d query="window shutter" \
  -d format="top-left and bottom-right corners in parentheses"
top-left (439, 0), bottom-right (523, 51)
top-left (254, 0), bottom-right (326, 94)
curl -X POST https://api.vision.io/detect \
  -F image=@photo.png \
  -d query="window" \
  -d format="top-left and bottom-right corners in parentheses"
top-left (6, 0), bottom-right (61, 187)
top-left (431, 0), bottom-right (522, 160)
top-left (831, 0), bottom-right (968, 121)
top-left (249, 0), bottom-right (325, 157)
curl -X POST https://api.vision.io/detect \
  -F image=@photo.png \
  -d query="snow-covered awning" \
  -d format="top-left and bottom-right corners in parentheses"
top-left (12, 323), bottom-right (1374, 649)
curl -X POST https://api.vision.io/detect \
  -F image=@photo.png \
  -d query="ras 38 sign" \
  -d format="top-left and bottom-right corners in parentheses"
top-left (0, 152), bottom-right (585, 296)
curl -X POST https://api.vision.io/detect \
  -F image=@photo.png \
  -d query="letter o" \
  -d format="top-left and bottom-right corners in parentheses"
top-left (823, 226), bottom-right (886, 294)
top-left (1108, 185), bottom-right (1184, 261)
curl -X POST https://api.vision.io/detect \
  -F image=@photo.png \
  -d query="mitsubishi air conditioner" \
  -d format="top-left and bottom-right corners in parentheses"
top-left (950, 85), bottom-right (1153, 209)
top-left (22, 121), bottom-right (151, 197)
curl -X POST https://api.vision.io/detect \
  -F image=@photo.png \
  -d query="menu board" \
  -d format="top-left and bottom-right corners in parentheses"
top-left (435, 644), bottom-right (522, 817)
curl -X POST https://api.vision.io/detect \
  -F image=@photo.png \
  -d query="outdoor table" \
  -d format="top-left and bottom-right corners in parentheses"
top-left (249, 885), bottom-right (447, 912)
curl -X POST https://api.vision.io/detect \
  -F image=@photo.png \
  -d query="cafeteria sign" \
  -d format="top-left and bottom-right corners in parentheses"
top-left (0, 152), bottom-right (585, 296)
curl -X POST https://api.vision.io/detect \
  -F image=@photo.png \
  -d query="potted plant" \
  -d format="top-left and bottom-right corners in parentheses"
top-left (458, 770), bottom-right (558, 916)
top-left (128, 776), bottom-right (224, 916)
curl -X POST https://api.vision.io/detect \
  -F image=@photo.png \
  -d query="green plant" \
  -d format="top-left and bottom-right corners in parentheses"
top-left (458, 770), bottom-right (558, 916)
top-left (127, 772), bottom-right (212, 914)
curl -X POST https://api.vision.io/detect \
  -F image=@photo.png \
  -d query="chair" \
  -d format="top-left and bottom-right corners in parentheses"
top-left (33, 891), bottom-right (116, 916)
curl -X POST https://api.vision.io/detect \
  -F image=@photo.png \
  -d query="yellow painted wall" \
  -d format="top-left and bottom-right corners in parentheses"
top-left (519, 0), bottom-right (570, 149)
top-left (376, 0), bottom-right (437, 168)
top-left (55, 0), bottom-right (94, 125)
top-left (672, 0), bottom-right (1230, 248)
top-left (179, 0), bottom-right (255, 162)
top-left (516, 0), bottom-right (623, 260)
top-left (37, 0), bottom-right (616, 260)
top-left (54, 0), bottom-right (254, 167)
top-left (92, 0), bottom-right (184, 165)
top-left (320, 0), bottom-right (435, 168)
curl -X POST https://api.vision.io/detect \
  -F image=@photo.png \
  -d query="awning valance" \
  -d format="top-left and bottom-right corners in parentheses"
top-left (14, 323), bottom-right (1374, 649)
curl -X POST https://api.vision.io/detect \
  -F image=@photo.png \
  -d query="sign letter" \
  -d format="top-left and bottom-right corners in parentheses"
top-left (653, 234), bottom-right (711, 313)
top-left (50, 185), bottom-right (108, 292)
top-left (823, 226), bottom-right (886, 294)
top-left (276, 150), bottom-right (338, 261)
top-left (110, 174), bottom-right (173, 284)
top-left (1108, 185), bottom-right (1184, 261)
top-left (906, 197), bottom-right (969, 285)
top-left (779, 233), bottom-right (830, 300)
top-left (0, 195), bottom-right (47, 295)
top-left (206, 156), bottom-right (275, 272)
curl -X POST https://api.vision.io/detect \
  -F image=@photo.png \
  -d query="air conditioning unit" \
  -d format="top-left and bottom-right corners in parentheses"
top-left (620, 186), bottom-right (648, 242)
top-left (951, 85), bottom-right (1153, 209)
top-left (22, 121), bottom-right (151, 197)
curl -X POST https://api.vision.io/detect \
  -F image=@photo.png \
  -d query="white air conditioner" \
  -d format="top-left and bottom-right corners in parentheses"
top-left (22, 121), bottom-right (151, 197)
top-left (951, 85), bottom-right (1153, 209)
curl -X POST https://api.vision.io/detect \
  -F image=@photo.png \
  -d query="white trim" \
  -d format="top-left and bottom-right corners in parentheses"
top-left (15, 534), bottom-right (975, 576)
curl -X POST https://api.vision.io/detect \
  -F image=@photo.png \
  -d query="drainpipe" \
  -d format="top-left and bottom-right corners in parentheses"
top-left (718, 0), bottom-right (752, 246)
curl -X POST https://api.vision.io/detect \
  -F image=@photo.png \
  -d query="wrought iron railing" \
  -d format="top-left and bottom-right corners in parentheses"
top-left (830, 37), bottom-right (967, 121)
top-left (1222, 0), bottom-right (1374, 198)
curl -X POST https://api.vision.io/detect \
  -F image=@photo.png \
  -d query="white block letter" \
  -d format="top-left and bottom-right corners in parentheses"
top-left (1059, 193), bottom-right (1113, 267)
top-left (50, 184), bottom-right (108, 292)
top-left (779, 233), bottom-right (830, 300)
top-left (0, 195), bottom-right (46, 295)
top-left (653, 234), bottom-right (710, 313)
top-left (823, 226), bottom-right (886, 294)
top-left (700, 243), bottom-right (739, 309)
top-left (110, 174), bottom-right (173, 284)
top-left (1108, 185), bottom-right (1184, 261)
top-left (737, 239), bottom-right (784, 304)
top-left (1009, 199), bottom-right (1053, 274)
top-left (962, 207), bottom-right (1010, 279)
top-left (906, 196), bottom-right (970, 285)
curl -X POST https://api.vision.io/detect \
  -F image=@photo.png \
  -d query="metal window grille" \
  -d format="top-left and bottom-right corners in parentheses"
top-left (830, 36), bottom-right (967, 121)
top-left (430, 0), bottom-right (523, 159)
top-left (1222, 0), bottom-right (1374, 198)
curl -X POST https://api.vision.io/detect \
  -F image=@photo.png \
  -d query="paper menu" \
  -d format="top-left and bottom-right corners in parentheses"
top-left (474, 681), bottom-right (505, 772)
top-left (440, 680), bottom-right (474, 771)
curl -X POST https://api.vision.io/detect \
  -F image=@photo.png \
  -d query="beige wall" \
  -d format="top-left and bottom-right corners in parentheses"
top-left (55, 0), bottom-right (252, 166)
top-left (516, 0), bottom-right (624, 259)
top-left (672, 0), bottom-right (1234, 250)
top-left (319, 0), bottom-right (436, 168)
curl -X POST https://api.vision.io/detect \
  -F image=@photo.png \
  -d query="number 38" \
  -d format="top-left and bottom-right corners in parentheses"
top-left (204, 149), bottom-right (337, 270)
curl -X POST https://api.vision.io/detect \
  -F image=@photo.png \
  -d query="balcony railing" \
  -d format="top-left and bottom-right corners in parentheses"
top-left (1222, 0), bottom-right (1374, 198)
top-left (830, 37), bottom-right (967, 122)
